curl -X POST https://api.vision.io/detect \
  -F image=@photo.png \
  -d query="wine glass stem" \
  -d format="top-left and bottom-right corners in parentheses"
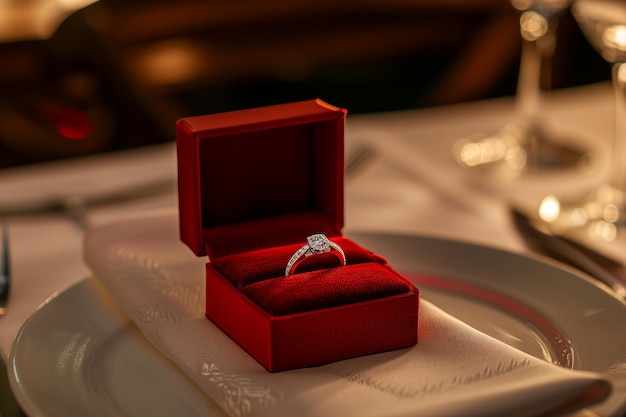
top-left (611, 62), bottom-right (626, 189)
top-left (514, 13), bottom-right (559, 133)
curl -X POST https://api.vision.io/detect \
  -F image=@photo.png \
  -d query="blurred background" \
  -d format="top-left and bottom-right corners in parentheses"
top-left (0, 0), bottom-right (609, 169)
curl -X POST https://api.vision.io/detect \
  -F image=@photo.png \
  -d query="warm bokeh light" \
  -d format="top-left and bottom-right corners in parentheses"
top-left (539, 185), bottom-right (625, 243)
top-left (455, 130), bottom-right (527, 176)
top-left (590, 220), bottom-right (617, 242)
top-left (539, 195), bottom-right (560, 223)
top-left (503, 145), bottom-right (527, 171)
top-left (510, 0), bottom-right (533, 11)
top-left (129, 39), bottom-right (211, 87)
top-left (603, 25), bottom-right (626, 55)
top-left (520, 11), bottom-right (548, 41)
top-left (457, 139), bottom-right (506, 167)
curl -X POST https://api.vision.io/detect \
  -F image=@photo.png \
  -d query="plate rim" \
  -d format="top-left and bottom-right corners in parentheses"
top-left (10, 231), bottom-right (626, 417)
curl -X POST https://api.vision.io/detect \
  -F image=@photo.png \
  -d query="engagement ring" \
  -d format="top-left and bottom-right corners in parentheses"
top-left (285, 233), bottom-right (346, 276)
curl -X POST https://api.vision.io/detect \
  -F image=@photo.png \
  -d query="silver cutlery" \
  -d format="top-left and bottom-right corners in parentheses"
top-left (0, 178), bottom-right (175, 229)
top-left (0, 224), bottom-right (24, 417)
top-left (0, 224), bottom-right (9, 316)
top-left (511, 208), bottom-right (626, 301)
top-left (345, 141), bottom-right (377, 177)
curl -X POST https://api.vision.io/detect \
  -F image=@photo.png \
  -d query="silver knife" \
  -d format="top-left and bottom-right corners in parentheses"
top-left (511, 208), bottom-right (626, 301)
top-left (0, 224), bottom-right (9, 315)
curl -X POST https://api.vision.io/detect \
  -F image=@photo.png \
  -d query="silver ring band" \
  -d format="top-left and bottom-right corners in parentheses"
top-left (285, 233), bottom-right (346, 276)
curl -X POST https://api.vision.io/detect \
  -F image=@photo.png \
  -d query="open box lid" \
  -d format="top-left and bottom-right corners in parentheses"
top-left (176, 99), bottom-right (347, 259)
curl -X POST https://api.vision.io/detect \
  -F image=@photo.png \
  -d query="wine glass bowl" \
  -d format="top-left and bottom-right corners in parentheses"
top-left (511, 0), bottom-right (572, 15)
top-left (572, 2), bottom-right (626, 64)
top-left (454, 0), bottom-right (590, 178)
top-left (536, 0), bottom-right (626, 263)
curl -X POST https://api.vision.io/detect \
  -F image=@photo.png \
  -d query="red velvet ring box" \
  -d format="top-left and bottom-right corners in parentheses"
top-left (176, 99), bottom-right (419, 372)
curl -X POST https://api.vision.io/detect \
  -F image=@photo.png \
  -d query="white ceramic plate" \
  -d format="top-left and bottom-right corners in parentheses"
top-left (9, 278), bottom-right (226, 417)
top-left (9, 232), bottom-right (626, 417)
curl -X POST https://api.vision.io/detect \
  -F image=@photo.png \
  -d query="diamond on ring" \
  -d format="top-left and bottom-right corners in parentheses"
top-left (285, 233), bottom-right (346, 276)
top-left (308, 234), bottom-right (330, 254)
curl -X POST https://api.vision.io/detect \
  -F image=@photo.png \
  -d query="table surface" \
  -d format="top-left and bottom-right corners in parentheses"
top-left (0, 81), bottom-right (616, 402)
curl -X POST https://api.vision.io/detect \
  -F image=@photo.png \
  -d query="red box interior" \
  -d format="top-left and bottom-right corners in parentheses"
top-left (177, 99), bottom-right (345, 260)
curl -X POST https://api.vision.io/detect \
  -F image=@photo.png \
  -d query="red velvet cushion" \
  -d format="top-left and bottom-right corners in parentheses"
top-left (210, 237), bottom-right (413, 315)
top-left (243, 263), bottom-right (411, 315)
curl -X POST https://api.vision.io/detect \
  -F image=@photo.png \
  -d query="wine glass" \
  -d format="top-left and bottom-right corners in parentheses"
top-left (537, 0), bottom-right (626, 261)
top-left (454, 0), bottom-right (588, 178)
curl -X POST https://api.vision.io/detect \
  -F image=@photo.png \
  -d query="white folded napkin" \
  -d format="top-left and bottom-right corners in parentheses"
top-left (83, 209), bottom-right (612, 417)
